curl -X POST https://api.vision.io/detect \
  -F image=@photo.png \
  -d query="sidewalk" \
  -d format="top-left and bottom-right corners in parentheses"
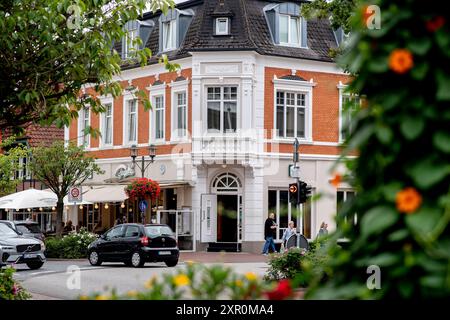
top-left (179, 252), bottom-right (269, 263)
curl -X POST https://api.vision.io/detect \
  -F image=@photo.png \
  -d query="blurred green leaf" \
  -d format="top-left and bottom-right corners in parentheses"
top-left (433, 131), bottom-right (450, 153)
top-left (436, 70), bottom-right (450, 101)
top-left (406, 206), bottom-right (441, 236)
top-left (361, 206), bottom-right (399, 238)
top-left (400, 116), bottom-right (424, 140)
top-left (408, 158), bottom-right (450, 189)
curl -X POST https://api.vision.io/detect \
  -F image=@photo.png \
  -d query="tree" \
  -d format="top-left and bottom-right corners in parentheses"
top-left (0, 137), bottom-right (27, 197)
top-left (0, 0), bottom-right (176, 132)
top-left (29, 141), bottom-right (103, 236)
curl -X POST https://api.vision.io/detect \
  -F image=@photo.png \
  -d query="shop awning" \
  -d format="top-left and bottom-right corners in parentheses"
top-left (82, 185), bottom-right (128, 203)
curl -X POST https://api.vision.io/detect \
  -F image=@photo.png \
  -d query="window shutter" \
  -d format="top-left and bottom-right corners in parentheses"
top-left (301, 18), bottom-right (308, 47)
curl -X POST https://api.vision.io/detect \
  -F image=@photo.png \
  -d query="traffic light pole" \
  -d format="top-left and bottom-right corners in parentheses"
top-left (293, 138), bottom-right (303, 244)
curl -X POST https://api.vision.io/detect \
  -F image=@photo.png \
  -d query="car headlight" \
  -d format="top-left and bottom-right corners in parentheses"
top-left (39, 240), bottom-right (46, 251)
top-left (0, 243), bottom-right (14, 251)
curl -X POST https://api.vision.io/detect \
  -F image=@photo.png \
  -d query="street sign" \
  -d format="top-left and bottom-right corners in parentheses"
top-left (139, 200), bottom-right (148, 212)
top-left (68, 186), bottom-right (82, 203)
top-left (289, 165), bottom-right (301, 178)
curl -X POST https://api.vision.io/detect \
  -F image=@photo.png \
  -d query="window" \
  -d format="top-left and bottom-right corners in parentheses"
top-left (162, 20), bottom-right (177, 51)
top-left (123, 27), bottom-right (139, 58)
top-left (268, 189), bottom-right (312, 240)
top-left (340, 94), bottom-right (361, 141)
top-left (105, 225), bottom-right (126, 240)
top-left (154, 95), bottom-right (165, 140)
top-left (125, 225), bottom-right (140, 238)
top-left (275, 91), bottom-right (306, 138)
top-left (215, 17), bottom-right (229, 35)
top-left (81, 107), bottom-right (90, 147)
top-left (207, 86), bottom-right (238, 133)
top-left (175, 92), bottom-right (187, 138)
top-left (126, 99), bottom-right (137, 143)
top-left (102, 103), bottom-right (113, 146)
top-left (15, 157), bottom-right (30, 180)
top-left (337, 190), bottom-right (357, 227)
top-left (279, 14), bottom-right (301, 46)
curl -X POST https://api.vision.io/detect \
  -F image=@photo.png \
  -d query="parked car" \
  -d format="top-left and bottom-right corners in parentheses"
top-left (87, 223), bottom-right (179, 268)
top-left (0, 220), bottom-right (45, 241)
top-left (0, 223), bottom-right (46, 269)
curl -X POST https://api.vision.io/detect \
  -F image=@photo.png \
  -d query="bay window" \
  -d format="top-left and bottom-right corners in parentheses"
top-left (207, 86), bottom-right (238, 133)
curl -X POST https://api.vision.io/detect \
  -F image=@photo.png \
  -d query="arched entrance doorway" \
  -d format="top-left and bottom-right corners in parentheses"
top-left (201, 172), bottom-right (243, 244)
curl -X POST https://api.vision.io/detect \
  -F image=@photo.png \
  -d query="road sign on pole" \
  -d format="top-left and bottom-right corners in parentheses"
top-left (139, 200), bottom-right (148, 212)
top-left (289, 164), bottom-right (301, 178)
top-left (68, 186), bottom-right (82, 203)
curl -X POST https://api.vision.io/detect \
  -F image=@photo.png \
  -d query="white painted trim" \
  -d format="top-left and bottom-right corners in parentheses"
top-left (215, 17), bottom-right (230, 35)
top-left (149, 86), bottom-right (166, 143)
top-left (171, 86), bottom-right (189, 142)
top-left (272, 76), bottom-right (317, 87)
top-left (78, 107), bottom-right (90, 148)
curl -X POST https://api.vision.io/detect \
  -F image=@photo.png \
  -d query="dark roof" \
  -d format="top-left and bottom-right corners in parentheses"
top-left (280, 74), bottom-right (307, 81)
top-left (175, 76), bottom-right (187, 81)
top-left (151, 79), bottom-right (164, 86)
top-left (121, 0), bottom-right (337, 69)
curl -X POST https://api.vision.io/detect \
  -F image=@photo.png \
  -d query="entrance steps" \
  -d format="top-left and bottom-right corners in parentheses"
top-left (207, 242), bottom-right (242, 252)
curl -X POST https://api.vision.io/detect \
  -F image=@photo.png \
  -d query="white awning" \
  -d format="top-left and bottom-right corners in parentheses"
top-left (82, 185), bottom-right (128, 203)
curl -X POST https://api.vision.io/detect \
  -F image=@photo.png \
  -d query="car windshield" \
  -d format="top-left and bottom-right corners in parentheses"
top-left (144, 226), bottom-right (174, 237)
top-left (16, 224), bottom-right (42, 234)
top-left (0, 223), bottom-right (19, 236)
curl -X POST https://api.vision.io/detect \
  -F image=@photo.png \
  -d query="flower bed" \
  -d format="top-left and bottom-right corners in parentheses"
top-left (0, 267), bottom-right (30, 300)
top-left (45, 228), bottom-right (98, 259)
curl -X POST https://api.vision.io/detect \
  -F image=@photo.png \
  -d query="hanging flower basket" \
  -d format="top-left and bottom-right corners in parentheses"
top-left (125, 178), bottom-right (161, 201)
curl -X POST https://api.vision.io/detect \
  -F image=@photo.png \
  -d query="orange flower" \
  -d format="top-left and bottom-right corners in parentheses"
top-left (389, 49), bottom-right (413, 74)
top-left (330, 174), bottom-right (342, 188)
top-left (396, 187), bottom-right (422, 214)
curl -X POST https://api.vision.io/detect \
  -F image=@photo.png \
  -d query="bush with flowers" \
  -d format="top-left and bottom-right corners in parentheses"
top-left (305, 1), bottom-right (450, 299)
top-left (0, 267), bottom-right (31, 300)
top-left (125, 178), bottom-right (161, 201)
top-left (80, 262), bottom-right (295, 300)
top-left (45, 228), bottom-right (98, 259)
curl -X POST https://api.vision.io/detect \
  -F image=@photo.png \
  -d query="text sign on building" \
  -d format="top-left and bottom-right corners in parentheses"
top-left (68, 186), bottom-right (83, 203)
top-left (289, 165), bottom-right (301, 178)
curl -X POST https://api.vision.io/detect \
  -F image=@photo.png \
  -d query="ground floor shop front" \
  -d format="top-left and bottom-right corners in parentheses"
top-left (71, 155), bottom-right (351, 253)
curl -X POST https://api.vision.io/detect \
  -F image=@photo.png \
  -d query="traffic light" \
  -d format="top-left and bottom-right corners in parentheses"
top-left (299, 180), bottom-right (312, 204)
top-left (289, 182), bottom-right (299, 205)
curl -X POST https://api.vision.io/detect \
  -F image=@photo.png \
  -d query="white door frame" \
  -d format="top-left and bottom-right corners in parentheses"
top-left (200, 194), bottom-right (217, 243)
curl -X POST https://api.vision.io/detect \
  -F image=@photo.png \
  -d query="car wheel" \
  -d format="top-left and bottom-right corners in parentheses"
top-left (26, 261), bottom-right (44, 270)
top-left (130, 251), bottom-right (144, 268)
top-left (88, 250), bottom-right (102, 266)
top-left (165, 259), bottom-right (178, 267)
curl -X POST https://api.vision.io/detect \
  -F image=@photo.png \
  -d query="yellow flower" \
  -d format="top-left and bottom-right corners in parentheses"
top-left (127, 290), bottom-right (138, 298)
top-left (95, 295), bottom-right (108, 300)
top-left (185, 260), bottom-right (195, 266)
top-left (245, 272), bottom-right (257, 282)
top-left (396, 187), bottom-right (422, 214)
top-left (173, 274), bottom-right (190, 287)
top-left (145, 276), bottom-right (157, 289)
top-left (235, 279), bottom-right (243, 287)
top-left (79, 295), bottom-right (89, 300)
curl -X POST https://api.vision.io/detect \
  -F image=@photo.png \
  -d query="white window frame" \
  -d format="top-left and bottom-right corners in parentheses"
top-left (162, 19), bottom-right (177, 52)
top-left (338, 83), bottom-right (361, 143)
top-left (279, 14), bottom-right (302, 47)
top-left (171, 87), bottom-right (188, 141)
top-left (337, 189), bottom-right (358, 226)
top-left (272, 79), bottom-right (314, 142)
top-left (205, 85), bottom-right (240, 134)
top-left (16, 156), bottom-right (31, 180)
top-left (123, 26), bottom-right (139, 59)
top-left (99, 98), bottom-right (114, 148)
top-left (215, 17), bottom-right (229, 35)
top-left (123, 96), bottom-right (138, 146)
top-left (78, 106), bottom-right (90, 148)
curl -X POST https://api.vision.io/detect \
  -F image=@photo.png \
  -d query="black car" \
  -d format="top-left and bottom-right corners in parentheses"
top-left (87, 223), bottom-right (179, 268)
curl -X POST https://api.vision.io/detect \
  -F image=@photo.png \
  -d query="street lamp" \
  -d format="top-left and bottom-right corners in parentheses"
top-left (130, 144), bottom-right (156, 177)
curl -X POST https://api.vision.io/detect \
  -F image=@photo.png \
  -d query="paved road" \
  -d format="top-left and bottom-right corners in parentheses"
top-left (13, 254), bottom-right (269, 300)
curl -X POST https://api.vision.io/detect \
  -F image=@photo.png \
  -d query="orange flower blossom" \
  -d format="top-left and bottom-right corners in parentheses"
top-left (396, 187), bottom-right (422, 214)
top-left (389, 49), bottom-right (414, 74)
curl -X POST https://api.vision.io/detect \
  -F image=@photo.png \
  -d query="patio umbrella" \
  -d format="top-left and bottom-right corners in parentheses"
top-left (0, 188), bottom-right (92, 210)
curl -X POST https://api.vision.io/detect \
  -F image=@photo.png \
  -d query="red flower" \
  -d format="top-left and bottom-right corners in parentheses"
top-left (265, 280), bottom-right (292, 300)
top-left (125, 178), bottom-right (161, 201)
top-left (426, 16), bottom-right (445, 32)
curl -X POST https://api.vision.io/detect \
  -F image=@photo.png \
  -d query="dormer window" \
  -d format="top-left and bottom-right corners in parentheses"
top-left (215, 17), bottom-right (229, 35)
top-left (264, 2), bottom-right (307, 48)
top-left (123, 26), bottom-right (139, 59)
top-left (279, 14), bottom-right (300, 46)
top-left (121, 20), bottom-right (154, 60)
top-left (163, 20), bottom-right (177, 51)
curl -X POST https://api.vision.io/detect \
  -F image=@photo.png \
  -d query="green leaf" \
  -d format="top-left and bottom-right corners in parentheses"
top-left (388, 229), bottom-right (409, 242)
top-left (408, 158), bottom-right (450, 188)
top-left (405, 206), bottom-right (441, 236)
top-left (375, 125), bottom-right (393, 144)
top-left (436, 70), bottom-right (450, 101)
top-left (400, 116), bottom-right (424, 140)
top-left (433, 131), bottom-right (450, 153)
top-left (411, 62), bottom-right (428, 80)
top-left (368, 253), bottom-right (400, 267)
top-left (361, 206), bottom-right (399, 238)
top-left (408, 38), bottom-right (431, 56)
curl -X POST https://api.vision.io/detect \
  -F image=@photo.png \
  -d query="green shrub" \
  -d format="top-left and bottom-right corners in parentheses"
top-left (45, 228), bottom-right (98, 259)
top-left (0, 267), bottom-right (31, 300)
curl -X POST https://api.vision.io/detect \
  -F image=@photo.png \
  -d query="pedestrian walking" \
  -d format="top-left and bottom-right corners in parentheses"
top-left (281, 221), bottom-right (296, 251)
top-left (317, 222), bottom-right (328, 239)
top-left (262, 212), bottom-right (277, 255)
